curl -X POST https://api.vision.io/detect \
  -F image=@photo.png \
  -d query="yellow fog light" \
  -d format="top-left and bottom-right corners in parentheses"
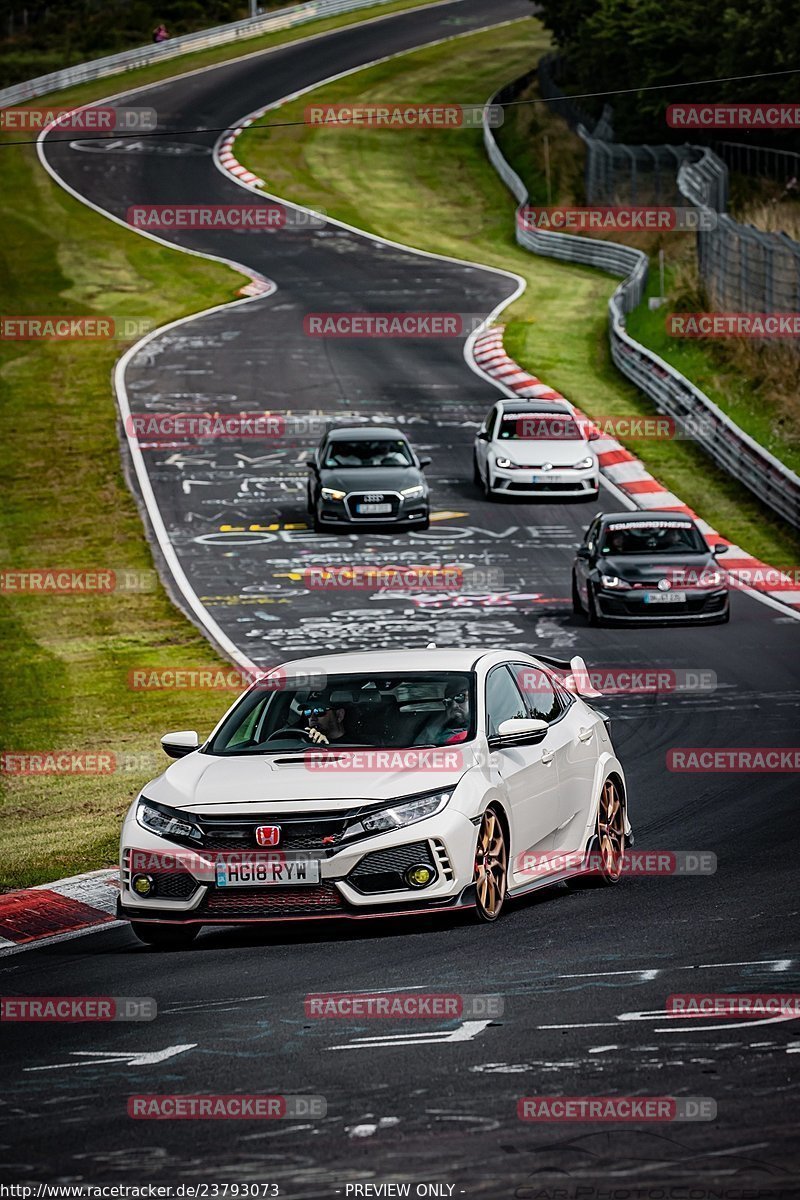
top-left (406, 864), bottom-right (435, 889)
top-left (132, 873), bottom-right (154, 897)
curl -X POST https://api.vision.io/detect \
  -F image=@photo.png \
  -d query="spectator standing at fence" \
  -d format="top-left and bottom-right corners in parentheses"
top-left (153, 23), bottom-right (169, 43)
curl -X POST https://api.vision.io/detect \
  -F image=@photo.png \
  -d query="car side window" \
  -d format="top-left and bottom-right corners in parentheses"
top-left (487, 407), bottom-right (500, 440)
top-left (485, 666), bottom-right (528, 737)
top-left (510, 663), bottom-right (565, 723)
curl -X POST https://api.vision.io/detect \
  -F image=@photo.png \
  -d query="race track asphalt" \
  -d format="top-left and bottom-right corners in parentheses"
top-left (3, 1), bottom-right (798, 1193)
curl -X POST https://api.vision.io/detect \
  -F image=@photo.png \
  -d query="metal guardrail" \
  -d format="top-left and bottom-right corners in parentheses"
top-left (0, 0), bottom-right (401, 106)
top-left (484, 75), bottom-right (800, 530)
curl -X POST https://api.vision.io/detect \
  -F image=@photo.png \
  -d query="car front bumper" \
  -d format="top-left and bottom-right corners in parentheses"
top-left (119, 807), bottom-right (478, 925)
top-left (317, 493), bottom-right (429, 525)
top-left (595, 587), bottom-right (729, 622)
top-left (491, 465), bottom-right (598, 496)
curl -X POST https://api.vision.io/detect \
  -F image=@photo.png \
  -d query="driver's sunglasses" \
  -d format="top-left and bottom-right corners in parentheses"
top-left (448, 692), bottom-right (467, 703)
top-left (301, 704), bottom-right (330, 717)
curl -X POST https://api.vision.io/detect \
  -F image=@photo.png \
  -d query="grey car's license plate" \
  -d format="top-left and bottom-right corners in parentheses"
top-left (643, 592), bottom-right (687, 604)
top-left (357, 503), bottom-right (392, 514)
top-left (215, 858), bottom-right (320, 886)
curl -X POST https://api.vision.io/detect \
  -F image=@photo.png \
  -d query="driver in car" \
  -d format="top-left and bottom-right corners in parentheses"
top-left (415, 683), bottom-right (470, 746)
top-left (303, 700), bottom-right (347, 745)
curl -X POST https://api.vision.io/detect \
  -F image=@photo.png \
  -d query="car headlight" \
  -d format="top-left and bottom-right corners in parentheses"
top-left (495, 457), bottom-right (515, 469)
top-left (349, 789), bottom-right (454, 837)
top-left (320, 487), bottom-right (346, 501)
top-left (400, 484), bottom-right (425, 499)
top-left (697, 569), bottom-right (725, 587)
top-left (600, 574), bottom-right (631, 589)
top-left (136, 797), bottom-right (203, 844)
top-left (573, 456), bottom-right (594, 470)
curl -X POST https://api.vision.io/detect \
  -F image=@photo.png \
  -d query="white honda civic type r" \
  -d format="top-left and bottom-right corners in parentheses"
top-left (119, 649), bottom-right (631, 948)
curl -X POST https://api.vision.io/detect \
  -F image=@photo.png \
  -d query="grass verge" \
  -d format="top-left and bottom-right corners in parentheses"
top-left (0, 0), bottom-right (448, 891)
top-left (237, 20), bottom-right (800, 565)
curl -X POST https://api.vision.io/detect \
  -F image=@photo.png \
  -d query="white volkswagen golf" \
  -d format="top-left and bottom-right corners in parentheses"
top-left (119, 649), bottom-right (631, 948)
top-left (473, 399), bottom-right (600, 500)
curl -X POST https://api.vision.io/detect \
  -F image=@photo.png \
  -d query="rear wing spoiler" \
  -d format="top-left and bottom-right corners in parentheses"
top-left (536, 654), bottom-right (603, 699)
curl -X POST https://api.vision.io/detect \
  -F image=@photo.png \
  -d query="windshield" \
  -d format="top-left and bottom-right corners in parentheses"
top-left (324, 439), bottom-right (413, 468)
top-left (206, 672), bottom-right (476, 754)
top-left (498, 415), bottom-right (583, 441)
top-left (600, 522), bottom-right (707, 556)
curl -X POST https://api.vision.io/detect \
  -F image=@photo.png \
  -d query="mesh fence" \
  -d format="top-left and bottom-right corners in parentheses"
top-left (537, 54), bottom-right (800, 349)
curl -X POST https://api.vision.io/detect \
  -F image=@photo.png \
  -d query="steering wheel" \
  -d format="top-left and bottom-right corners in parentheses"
top-left (265, 727), bottom-right (313, 742)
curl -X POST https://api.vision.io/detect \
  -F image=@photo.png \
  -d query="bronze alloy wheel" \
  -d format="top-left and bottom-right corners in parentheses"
top-left (595, 778), bottom-right (626, 884)
top-left (473, 806), bottom-right (508, 921)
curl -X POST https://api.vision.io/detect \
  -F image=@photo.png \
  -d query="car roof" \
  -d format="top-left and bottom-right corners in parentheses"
top-left (599, 511), bottom-right (697, 525)
top-left (326, 426), bottom-right (406, 441)
top-left (265, 648), bottom-right (532, 677)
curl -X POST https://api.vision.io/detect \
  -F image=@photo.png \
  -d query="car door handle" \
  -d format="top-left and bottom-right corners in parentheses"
top-left (577, 727), bottom-right (593, 742)
top-left (540, 750), bottom-right (555, 766)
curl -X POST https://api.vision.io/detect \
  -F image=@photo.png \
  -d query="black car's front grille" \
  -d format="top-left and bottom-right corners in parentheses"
top-left (196, 802), bottom-right (391, 854)
top-left (153, 871), bottom-right (199, 900)
top-left (199, 814), bottom-right (350, 852)
top-left (599, 592), bottom-right (726, 617)
top-left (203, 883), bottom-right (344, 917)
top-left (344, 492), bottom-right (401, 520)
top-left (348, 841), bottom-right (435, 894)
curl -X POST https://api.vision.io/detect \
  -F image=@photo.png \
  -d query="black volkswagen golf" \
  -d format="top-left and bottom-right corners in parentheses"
top-left (572, 511), bottom-right (730, 624)
top-left (307, 426), bottom-right (431, 531)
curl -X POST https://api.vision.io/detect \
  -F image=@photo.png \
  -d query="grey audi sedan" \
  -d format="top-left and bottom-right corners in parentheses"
top-left (307, 425), bottom-right (431, 531)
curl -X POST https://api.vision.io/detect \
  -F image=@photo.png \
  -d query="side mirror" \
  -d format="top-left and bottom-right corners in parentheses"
top-left (476, 430), bottom-right (490, 441)
top-left (576, 545), bottom-right (591, 560)
top-left (494, 717), bottom-right (548, 745)
top-left (588, 430), bottom-right (600, 441)
top-left (161, 730), bottom-right (199, 759)
top-left (713, 544), bottom-right (728, 555)
top-left (418, 456), bottom-right (432, 468)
